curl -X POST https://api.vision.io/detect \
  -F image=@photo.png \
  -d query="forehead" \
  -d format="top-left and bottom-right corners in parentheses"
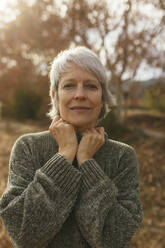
top-left (60, 62), bottom-right (99, 82)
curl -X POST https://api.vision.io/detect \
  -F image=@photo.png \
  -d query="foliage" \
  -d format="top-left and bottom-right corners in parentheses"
top-left (143, 83), bottom-right (165, 112)
top-left (10, 89), bottom-right (42, 120)
top-left (100, 108), bottom-right (129, 138)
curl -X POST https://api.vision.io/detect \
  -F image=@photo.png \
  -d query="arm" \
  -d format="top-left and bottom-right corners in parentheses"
top-left (0, 136), bottom-right (81, 248)
top-left (75, 147), bottom-right (143, 248)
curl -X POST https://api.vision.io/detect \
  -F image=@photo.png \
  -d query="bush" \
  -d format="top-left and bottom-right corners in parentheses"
top-left (99, 108), bottom-right (128, 139)
top-left (11, 89), bottom-right (42, 120)
top-left (143, 83), bottom-right (165, 113)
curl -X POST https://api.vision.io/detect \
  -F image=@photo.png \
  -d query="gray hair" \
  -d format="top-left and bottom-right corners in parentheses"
top-left (48, 46), bottom-right (116, 121)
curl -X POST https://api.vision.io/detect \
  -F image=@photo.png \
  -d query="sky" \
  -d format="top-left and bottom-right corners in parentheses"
top-left (0, 0), bottom-right (164, 81)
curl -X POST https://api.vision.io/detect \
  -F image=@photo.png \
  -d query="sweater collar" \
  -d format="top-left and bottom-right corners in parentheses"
top-left (76, 131), bottom-right (109, 144)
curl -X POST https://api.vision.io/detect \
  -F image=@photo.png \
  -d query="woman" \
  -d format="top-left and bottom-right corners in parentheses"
top-left (0, 46), bottom-right (143, 248)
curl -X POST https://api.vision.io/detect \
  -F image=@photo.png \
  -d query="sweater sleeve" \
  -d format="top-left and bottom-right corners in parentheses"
top-left (0, 135), bottom-right (82, 248)
top-left (74, 146), bottom-right (143, 248)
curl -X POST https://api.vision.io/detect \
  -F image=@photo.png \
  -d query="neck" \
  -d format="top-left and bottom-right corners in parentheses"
top-left (74, 125), bottom-right (95, 133)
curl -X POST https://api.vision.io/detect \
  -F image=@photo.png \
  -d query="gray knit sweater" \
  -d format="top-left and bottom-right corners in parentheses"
top-left (0, 131), bottom-right (143, 248)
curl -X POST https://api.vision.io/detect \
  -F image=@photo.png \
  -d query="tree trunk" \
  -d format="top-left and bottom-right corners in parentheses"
top-left (116, 79), bottom-right (124, 123)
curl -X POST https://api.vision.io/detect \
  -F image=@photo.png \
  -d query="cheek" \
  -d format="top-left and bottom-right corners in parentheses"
top-left (57, 93), bottom-right (69, 113)
top-left (95, 92), bottom-right (103, 108)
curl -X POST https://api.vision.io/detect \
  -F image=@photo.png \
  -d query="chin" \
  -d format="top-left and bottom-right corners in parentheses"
top-left (71, 120), bottom-right (95, 129)
top-left (61, 115), bottom-right (96, 129)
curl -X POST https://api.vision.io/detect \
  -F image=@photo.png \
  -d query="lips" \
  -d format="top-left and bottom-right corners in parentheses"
top-left (70, 106), bottom-right (90, 111)
top-left (70, 106), bottom-right (90, 110)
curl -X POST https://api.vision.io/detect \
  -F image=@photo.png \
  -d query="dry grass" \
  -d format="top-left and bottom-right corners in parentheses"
top-left (0, 120), bottom-right (45, 247)
top-left (130, 138), bottom-right (165, 248)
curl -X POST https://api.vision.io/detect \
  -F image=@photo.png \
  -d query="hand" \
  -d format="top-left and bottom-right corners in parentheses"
top-left (49, 115), bottom-right (78, 163)
top-left (77, 127), bottom-right (105, 165)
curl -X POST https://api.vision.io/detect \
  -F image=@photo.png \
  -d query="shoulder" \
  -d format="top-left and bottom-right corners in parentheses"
top-left (104, 133), bottom-right (136, 157)
top-left (103, 135), bottom-right (138, 166)
top-left (108, 139), bottom-right (137, 162)
top-left (101, 136), bottom-right (139, 177)
top-left (10, 131), bottom-right (58, 167)
top-left (96, 134), bottom-right (137, 169)
top-left (11, 131), bottom-right (57, 155)
top-left (15, 130), bottom-right (53, 143)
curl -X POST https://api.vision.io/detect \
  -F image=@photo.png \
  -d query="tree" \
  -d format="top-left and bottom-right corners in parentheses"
top-left (143, 80), bottom-right (165, 112)
top-left (65, 0), bottom-right (165, 121)
top-left (11, 89), bottom-right (42, 120)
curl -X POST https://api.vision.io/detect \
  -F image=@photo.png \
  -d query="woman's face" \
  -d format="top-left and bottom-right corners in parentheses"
top-left (55, 63), bottom-right (103, 130)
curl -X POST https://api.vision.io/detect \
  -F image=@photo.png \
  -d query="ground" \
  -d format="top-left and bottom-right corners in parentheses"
top-left (123, 112), bottom-right (165, 248)
top-left (0, 113), bottom-right (165, 247)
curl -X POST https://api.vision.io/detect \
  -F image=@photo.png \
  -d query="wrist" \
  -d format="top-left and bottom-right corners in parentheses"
top-left (58, 149), bottom-right (76, 164)
top-left (77, 156), bottom-right (90, 165)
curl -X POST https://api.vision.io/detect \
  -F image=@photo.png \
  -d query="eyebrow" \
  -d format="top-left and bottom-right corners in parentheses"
top-left (61, 78), bottom-right (100, 84)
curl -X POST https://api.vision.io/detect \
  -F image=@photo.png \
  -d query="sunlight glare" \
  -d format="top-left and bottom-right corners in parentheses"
top-left (0, 0), bottom-right (19, 23)
top-left (0, 0), bottom-right (16, 11)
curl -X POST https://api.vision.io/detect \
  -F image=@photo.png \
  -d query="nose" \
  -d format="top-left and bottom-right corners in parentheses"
top-left (74, 85), bottom-right (86, 100)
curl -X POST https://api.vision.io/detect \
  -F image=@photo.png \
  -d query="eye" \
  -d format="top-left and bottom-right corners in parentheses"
top-left (86, 84), bottom-right (98, 89)
top-left (63, 83), bottom-right (74, 89)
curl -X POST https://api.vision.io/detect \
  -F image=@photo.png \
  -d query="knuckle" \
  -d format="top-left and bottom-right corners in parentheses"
top-left (65, 123), bottom-right (70, 128)
top-left (49, 125), bottom-right (53, 131)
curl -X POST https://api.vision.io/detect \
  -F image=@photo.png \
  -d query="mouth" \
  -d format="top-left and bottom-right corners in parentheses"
top-left (70, 106), bottom-right (91, 111)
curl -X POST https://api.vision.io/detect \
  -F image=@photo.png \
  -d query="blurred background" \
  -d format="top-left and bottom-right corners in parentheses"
top-left (0, 0), bottom-right (165, 247)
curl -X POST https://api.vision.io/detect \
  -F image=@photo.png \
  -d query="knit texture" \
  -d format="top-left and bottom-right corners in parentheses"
top-left (0, 131), bottom-right (143, 248)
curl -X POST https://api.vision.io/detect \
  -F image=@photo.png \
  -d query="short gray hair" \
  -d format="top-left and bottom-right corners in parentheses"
top-left (48, 46), bottom-right (116, 121)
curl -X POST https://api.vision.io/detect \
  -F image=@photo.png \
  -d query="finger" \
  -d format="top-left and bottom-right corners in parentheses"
top-left (62, 118), bottom-right (73, 125)
top-left (95, 127), bottom-right (105, 143)
top-left (56, 117), bottom-right (74, 126)
top-left (50, 118), bottom-right (62, 129)
top-left (50, 115), bottom-right (61, 126)
top-left (100, 126), bottom-right (105, 134)
top-left (88, 128), bottom-right (97, 135)
top-left (52, 115), bottom-right (61, 123)
top-left (81, 128), bottom-right (89, 135)
top-left (96, 126), bottom-right (104, 134)
top-left (49, 119), bottom-right (66, 136)
top-left (62, 120), bottom-right (70, 125)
